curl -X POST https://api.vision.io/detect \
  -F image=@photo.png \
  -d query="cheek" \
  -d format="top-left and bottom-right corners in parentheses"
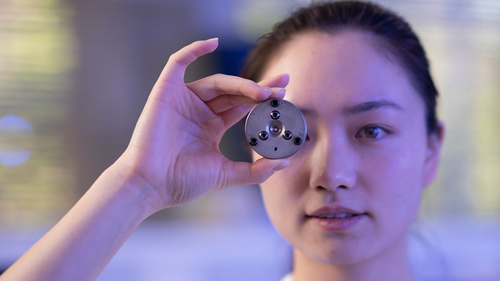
top-left (258, 150), bottom-right (310, 200)
top-left (362, 135), bottom-right (427, 227)
top-left (260, 156), bottom-right (310, 235)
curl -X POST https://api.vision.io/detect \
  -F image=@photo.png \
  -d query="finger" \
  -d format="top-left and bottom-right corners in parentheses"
top-left (218, 104), bottom-right (255, 128)
top-left (214, 86), bottom-right (286, 128)
top-left (206, 87), bottom-right (286, 114)
top-left (159, 38), bottom-right (219, 85)
top-left (258, 73), bottom-right (290, 89)
top-left (222, 158), bottom-right (290, 188)
top-left (186, 74), bottom-right (272, 102)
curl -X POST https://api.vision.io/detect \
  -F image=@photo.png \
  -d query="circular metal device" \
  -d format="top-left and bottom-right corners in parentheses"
top-left (245, 99), bottom-right (307, 159)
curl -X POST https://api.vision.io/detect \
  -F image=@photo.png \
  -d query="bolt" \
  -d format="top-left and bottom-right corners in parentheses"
top-left (249, 138), bottom-right (258, 146)
top-left (283, 131), bottom-right (292, 140)
top-left (259, 131), bottom-right (268, 140)
top-left (270, 110), bottom-right (280, 120)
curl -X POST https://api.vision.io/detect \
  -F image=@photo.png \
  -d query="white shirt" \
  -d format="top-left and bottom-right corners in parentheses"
top-left (280, 273), bottom-right (293, 281)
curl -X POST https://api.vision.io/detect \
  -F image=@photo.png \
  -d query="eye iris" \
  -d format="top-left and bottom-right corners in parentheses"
top-left (365, 127), bottom-right (379, 138)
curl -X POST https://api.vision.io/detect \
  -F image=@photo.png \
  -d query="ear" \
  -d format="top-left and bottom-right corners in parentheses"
top-left (423, 121), bottom-right (445, 187)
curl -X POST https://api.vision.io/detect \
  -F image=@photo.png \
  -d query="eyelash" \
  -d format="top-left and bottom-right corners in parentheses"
top-left (305, 125), bottom-right (389, 142)
top-left (355, 126), bottom-right (388, 139)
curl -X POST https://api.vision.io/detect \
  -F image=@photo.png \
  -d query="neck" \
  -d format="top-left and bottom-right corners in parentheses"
top-left (292, 234), bottom-right (414, 281)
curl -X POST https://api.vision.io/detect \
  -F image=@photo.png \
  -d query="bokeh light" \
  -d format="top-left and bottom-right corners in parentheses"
top-left (0, 0), bottom-right (499, 280)
top-left (0, 115), bottom-right (33, 167)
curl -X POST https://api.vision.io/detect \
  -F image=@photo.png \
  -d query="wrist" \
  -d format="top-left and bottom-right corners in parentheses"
top-left (104, 160), bottom-right (164, 219)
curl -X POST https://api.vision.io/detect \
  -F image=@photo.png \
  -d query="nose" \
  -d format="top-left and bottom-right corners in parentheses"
top-left (309, 134), bottom-right (357, 192)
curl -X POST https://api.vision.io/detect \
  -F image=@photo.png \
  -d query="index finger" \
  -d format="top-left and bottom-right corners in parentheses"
top-left (159, 38), bottom-right (219, 85)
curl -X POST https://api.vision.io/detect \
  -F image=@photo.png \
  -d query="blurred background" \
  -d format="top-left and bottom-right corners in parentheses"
top-left (0, 0), bottom-right (499, 280)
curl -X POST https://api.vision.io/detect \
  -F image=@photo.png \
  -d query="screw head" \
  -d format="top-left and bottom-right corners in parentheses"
top-left (283, 130), bottom-right (292, 140)
top-left (269, 121), bottom-right (282, 136)
top-left (270, 110), bottom-right (280, 120)
top-left (293, 137), bottom-right (302, 145)
top-left (270, 99), bottom-right (280, 107)
top-left (249, 138), bottom-right (258, 146)
top-left (259, 131), bottom-right (268, 140)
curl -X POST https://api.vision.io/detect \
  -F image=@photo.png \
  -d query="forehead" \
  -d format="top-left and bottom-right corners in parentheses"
top-left (262, 31), bottom-right (421, 114)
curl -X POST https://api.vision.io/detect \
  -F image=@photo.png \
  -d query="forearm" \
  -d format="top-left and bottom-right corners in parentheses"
top-left (0, 38), bottom-right (289, 281)
top-left (1, 163), bottom-right (158, 281)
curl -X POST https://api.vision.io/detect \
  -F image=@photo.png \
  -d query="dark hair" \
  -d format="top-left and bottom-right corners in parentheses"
top-left (240, 0), bottom-right (439, 134)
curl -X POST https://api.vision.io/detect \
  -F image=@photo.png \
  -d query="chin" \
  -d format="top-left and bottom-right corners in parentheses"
top-left (299, 238), bottom-right (376, 265)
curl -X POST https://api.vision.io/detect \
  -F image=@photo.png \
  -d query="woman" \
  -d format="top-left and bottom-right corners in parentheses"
top-left (1, 1), bottom-right (444, 281)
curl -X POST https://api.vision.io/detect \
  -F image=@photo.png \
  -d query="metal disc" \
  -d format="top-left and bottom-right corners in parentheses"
top-left (245, 99), bottom-right (307, 159)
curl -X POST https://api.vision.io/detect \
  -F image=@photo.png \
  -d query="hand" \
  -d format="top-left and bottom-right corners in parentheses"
top-left (115, 38), bottom-right (290, 210)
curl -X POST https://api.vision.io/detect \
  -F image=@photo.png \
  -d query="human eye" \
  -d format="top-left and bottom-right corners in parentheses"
top-left (355, 126), bottom-right (388, 139)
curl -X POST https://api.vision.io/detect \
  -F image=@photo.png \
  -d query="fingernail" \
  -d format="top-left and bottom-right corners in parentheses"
top-left (272, 159), bottom-right (290, 171)
top-left (276, 88), bottom-right (286, 95)
top-left (264, 88), bottom-right (272, 96)
top-left (208, 37), bottom-right (219, 42)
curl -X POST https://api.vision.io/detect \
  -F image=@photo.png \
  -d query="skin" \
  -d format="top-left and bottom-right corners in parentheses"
top-left (256, 31), bottom-right (444, 281)
top-left (0, 39), bottom-right (290, 281)
top-left (0, 32), bottom-right (444, 281)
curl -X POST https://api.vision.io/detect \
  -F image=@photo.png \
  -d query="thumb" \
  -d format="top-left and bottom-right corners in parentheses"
top-left (223, 158), bottom-right (290, 188)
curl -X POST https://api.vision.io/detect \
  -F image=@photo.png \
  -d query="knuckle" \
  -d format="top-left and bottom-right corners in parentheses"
top-left (246, 80), bottom-right (260, 92)
top-left (168, 52), bottom-right (177, 61)
top-left (236, 83), bottom-right (244, 95)
top-left (250, 164), bottom-right (267, 184)
top-left (255, 172), bottom-right (271, 184)
top-left (168, 53), bottom-right (180, 64)
top-left (228, 96), bottom-right (239, 107)
top-left (240, 80), bottom-right (255, 94)
top-left (213, 73), bottom-right (224, 80)
top-left (186, 49), bottom-right (198, 62)
top-left (213, 78), bottom-right (223, 96)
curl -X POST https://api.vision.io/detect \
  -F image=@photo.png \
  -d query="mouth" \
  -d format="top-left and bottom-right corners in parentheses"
top-left (306, 206), bottom-right (367, 218)
top-left (305, 206), bottom-right (367, 231)
top-left (306, 213), bottom-right (366, 219)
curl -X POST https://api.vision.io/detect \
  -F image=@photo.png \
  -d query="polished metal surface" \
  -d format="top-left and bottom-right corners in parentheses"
top-left (245, 99), bottom-right (307, 159)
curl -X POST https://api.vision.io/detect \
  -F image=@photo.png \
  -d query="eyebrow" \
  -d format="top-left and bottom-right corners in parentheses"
top-left (296, 99), bottom-right (402, 117)
top-left (343, 99), bottom-right (403, 115)
top-left (297, 106), bottom-right (317, 117)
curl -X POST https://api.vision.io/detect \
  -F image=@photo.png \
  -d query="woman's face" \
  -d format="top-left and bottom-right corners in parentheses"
top-left (257, 31), bottom-right (443, 264)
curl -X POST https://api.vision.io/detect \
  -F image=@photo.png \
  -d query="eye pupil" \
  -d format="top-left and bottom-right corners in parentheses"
top-left (365, 127), bottom-right (379, 138)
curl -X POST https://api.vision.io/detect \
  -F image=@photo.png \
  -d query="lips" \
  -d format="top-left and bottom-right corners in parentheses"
top-left (306, 206), bottom-right (366, 218)
top-left (306, 206), bottom-right (367, 231)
